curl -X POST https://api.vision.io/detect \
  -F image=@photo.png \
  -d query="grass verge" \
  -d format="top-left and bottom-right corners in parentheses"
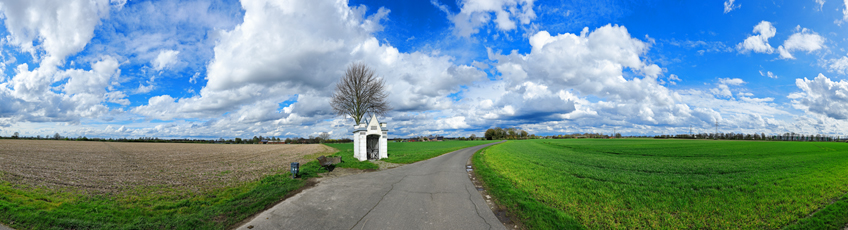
top-left (472, 142), bottom-right (586, 230)
top-left (0, 161), bottom-right (328, 229)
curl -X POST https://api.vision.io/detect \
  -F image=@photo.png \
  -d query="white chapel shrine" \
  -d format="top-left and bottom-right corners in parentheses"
top-left (352, 114), bottom-right (388, 161)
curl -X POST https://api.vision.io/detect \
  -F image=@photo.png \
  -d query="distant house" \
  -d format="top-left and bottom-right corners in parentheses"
top-left (260, 139), bottom-right (269, 144)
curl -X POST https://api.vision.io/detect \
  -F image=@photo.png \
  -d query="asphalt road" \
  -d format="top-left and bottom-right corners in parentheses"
top-left (237, 141), bottom-right (505, 230)
top-left (0, 223), bottom-right (12, 230)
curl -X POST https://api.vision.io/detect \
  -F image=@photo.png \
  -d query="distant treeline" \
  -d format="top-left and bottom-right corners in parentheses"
top-left (655, 132), bottom-right (848, 142)
top-left (0, 132), bottom-right (353, 144)
top-left (484, 127), bottom-right (536, 140)
top-left (544, 133), bottom-right (619, 139)
top-left (513, 131), bottom-right (848, 142)
top-left (0, 134), bottom-right (217, 143)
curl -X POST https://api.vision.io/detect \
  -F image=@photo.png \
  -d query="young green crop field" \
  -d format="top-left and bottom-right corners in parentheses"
top-left (473, 139), bottom-right (848, 229)
top-left (326, 140), bottom-right (498, 165)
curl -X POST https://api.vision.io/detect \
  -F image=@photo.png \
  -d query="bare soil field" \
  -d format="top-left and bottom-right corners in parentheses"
top-left (0, 140), bottom-right (332, 194)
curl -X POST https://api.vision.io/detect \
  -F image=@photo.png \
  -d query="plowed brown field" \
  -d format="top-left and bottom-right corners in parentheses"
top-left (0, 140), bottom-right (331, 194)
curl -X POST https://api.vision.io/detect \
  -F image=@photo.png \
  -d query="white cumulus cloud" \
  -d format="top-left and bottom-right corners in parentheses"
top-left (483, 24), bottom-right (724, 127)
top-left (1, 56), bottom-right (125, 123)
top-left (433, 0), bottom-right (536, 38)
top-left (737, 21), bottom-right (776, 54)
top-left (0, 0), bottom-right (112, 67)
top-left (790, 73), bottom-right (848, 120)
top-left (152, 50), bottom-right (181, 71)
top-left (719, 78), bottom-right (745, 85)
top-left (0, 0), bottom-right (127, 125)
top-left (827, 55), bottom-right (848, 74)
top-left (777, 26), bottom-right (825, 59)
top-left (711, 78), bottom-right (745, 98)
top-left (132, 0), bottom-right (487, 127)
top-left (437, 116), bottom-right (470, 129)
top-left (843, 0), bottom-right (848, 23)
top-left (2, 0), bottom-right (839, 139)
top-left (711, 84), bottom-right (733, 98)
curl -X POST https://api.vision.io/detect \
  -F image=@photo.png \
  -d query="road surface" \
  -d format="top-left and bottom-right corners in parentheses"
top-left (237, 141), bottom-right (505, 230)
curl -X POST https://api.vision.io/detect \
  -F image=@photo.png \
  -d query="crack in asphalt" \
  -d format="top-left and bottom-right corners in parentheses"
top-left (466, 183), bottom-right (493, 230)
top-left (349, 175), bottom-right (408, 230)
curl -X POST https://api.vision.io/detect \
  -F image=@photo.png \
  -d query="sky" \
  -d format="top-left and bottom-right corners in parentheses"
top-left (0, 0), bottom-right (847, 139)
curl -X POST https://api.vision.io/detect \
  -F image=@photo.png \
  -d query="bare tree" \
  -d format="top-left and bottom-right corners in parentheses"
top-left (331, 63), bottom-right (391, 124)
top-left (319, 132), bottom-right (331, 140)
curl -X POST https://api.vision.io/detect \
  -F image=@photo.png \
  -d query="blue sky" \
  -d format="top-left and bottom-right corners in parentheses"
top-left (1, 0), bottom-right (847, 139)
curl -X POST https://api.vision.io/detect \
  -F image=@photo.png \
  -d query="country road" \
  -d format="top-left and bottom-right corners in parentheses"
top-left (237, 141), bottom-right (506, 230)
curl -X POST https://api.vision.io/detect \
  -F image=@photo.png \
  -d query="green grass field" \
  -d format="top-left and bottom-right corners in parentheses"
top-left (474, 139), bottom-right (848, 229)
top-left (326, 140), bottom-right (498, 165)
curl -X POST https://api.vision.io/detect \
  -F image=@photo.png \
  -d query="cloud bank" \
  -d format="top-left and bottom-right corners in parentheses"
top-left (0, 0), bottom-right (846, 139)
